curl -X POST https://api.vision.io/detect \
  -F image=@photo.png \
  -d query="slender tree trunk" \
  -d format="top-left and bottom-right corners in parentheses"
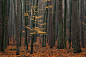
top-left (4, 0), bottom-right (7, 49)
top-left (30, 0), bottom-right (33, 54)
top-left (72, 0), bottom-right (82, 53)
top-left (42, 0), bottom-right (45, 47)
top-left (56, 0), bottom-right (59, 41)
top-left (7, 0), bottom-right (10, 45)
top-left (30, 0), bottom-right (39, 54)
top-left (26, 0), bottom-right (29, 50)
top-left (10, 0), bottom-right (12, 40)
top-left (1, 0), bottom-right (5, 52)
top-left (13, 0), bottom-right (17, 45)
top-left (16, 0), bottom-right (20, 55)
top-left (57, 0), bottom-right (64, 49)
top-left (1, 0), bottom-right (7, 51)
top-left (80, 0), bottom-right (85, 48)
top-left (10, 2), bottom-right (12, 42)
top-left (28, 0), bottom-right (30, 44)
top-left (19, 0), bottom-right (22, 47)
top-left (46, 0), bottom-right (49, 43)
top-left (42, 0), bottom-right (49, 47)
top-left (33, 0), bottom-right (38, 43)
top-left (85, 0), bottom-right (86, 48)
top-left (49, 0), bottom-right (54, 48)
top-left (0, 0), bottom-right (2, 52)
top-left (64, 0), bottom-right (67, 49)
top-left (25, 0), bottom-right (28, 46)
top-left (13, 3), bottom-right (15, 44)
top-left (53, 0), bottom-right (56, 46)
top-left (11, 0), bottom-right (14, 44)
top-left (68, 0), bottom-right (72, 49)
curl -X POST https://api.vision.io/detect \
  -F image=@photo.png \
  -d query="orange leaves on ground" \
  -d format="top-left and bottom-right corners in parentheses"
top-left (0, 39), bottom-right (86, 57)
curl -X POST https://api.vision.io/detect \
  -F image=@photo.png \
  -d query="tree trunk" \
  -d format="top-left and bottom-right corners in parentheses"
top-left (85, 0), bottom-right (86, 48)
top-left (53, 0), bottom-right (56, 46)
top-left (30, 0), bottom-right (39, 54)
top-left (49, 0), bottom-right (54, 48)
top-left (19, 0), bottom-right (22, 47)
top-left (57, 0), bottom-right (64, 49)
top-left (4, 0), bottom-right (7, 48)
top-left (64, 0), bottom-right (67, 49)
top-left (69, 0), bottom-right (72, 49)
top-left (7, 0), bottom-right (10, 45)
top-left (71, 0), bottom-right (82, 53)
top-left (0, 0), bottom-right (2, 52)
top-left (25, 0), bottom-right (28, 46)
top-left (28, 0), bottom-right (30, 44)
top-left (1, 0), bottom-right (5, 52)
top-left (42, 0), bottom-right (49, 47)
top-left (80, 0), bottom-right (85, 48)
top-left (16, 0), bottom-right (20, 55)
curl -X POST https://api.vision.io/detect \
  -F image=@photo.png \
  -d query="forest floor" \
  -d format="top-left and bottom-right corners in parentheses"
top-left (0, 38), bottom-right (86, 57)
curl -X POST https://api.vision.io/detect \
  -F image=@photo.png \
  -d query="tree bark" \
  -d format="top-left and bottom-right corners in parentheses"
top-left (0, 0), bottom-right (2, 52)
top-left (49, 0), bottom-right (54, 48)
top-left (1, 0), bottom-right (5, 52)
top-left (71, 0), bottom-right (82, 53)
top-left (16, 0), bottom-right (20, 55)
top-left (80, 0), bottom-right (85, 48)
top-left (64, 0), bottom-right (67, 49)
top-left (85, 0), bottom-right (86, 48)
top-left (57, 0), bottom-right (64, 49)
top-left (69, 0), bottom-right (72, 49)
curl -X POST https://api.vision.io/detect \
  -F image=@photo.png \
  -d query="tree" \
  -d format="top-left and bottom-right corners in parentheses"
top-left (85, 0), bottom-right (86, 48)
top-left (12, 0), bottom-right (15, 44)
top-left (71, 0), bottom-right (82, 53)
top-left (30, 0), bottom-right (39, 54)
top-left (57, 0), bottom-right (64, 49)
top-left (30, 0), bottom-right (34, 54)
top-left (64, 0), bottom-right (67, 49)
top-left (8, 0), bottom-right (11, 42)
top-left (49, 0), bottom-right (54, 48)
top-left (16, 0), bottom-right (20, 55)
top-left (4, 0), bottom-right (7, 49)
top-left (19, 0), bottom-right (22, 47)
top-left (69, 0), bottom-right (72, 49)
top-left (26, 0), bottom-right (30, 50)
top-left (80, 0), bottom-right (85, 48)
top-left (53, 0), bottom-right (56, 46)
top-left (10, 0), bottom-right (12, 40)
top-left (24, 0), bottom-right (29, 50)
top-left (0, 0), bottom-right (2, 52)
top-left (28, 0), bottom-right (30, 44)
top-left (34, 0), bottom-right (37, 43)
top-left (1, 0), bottom-right (6, 52)
top-left (42, 0), bottom-right (49, 47)
top-left (56, 0), bottom-right (59, 41)
top-left (7, 0), bottom-right (10, 45)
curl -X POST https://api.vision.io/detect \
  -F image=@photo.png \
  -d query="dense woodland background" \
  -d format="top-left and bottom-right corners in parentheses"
top-left (0, 0), bottom-right (86, 57)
